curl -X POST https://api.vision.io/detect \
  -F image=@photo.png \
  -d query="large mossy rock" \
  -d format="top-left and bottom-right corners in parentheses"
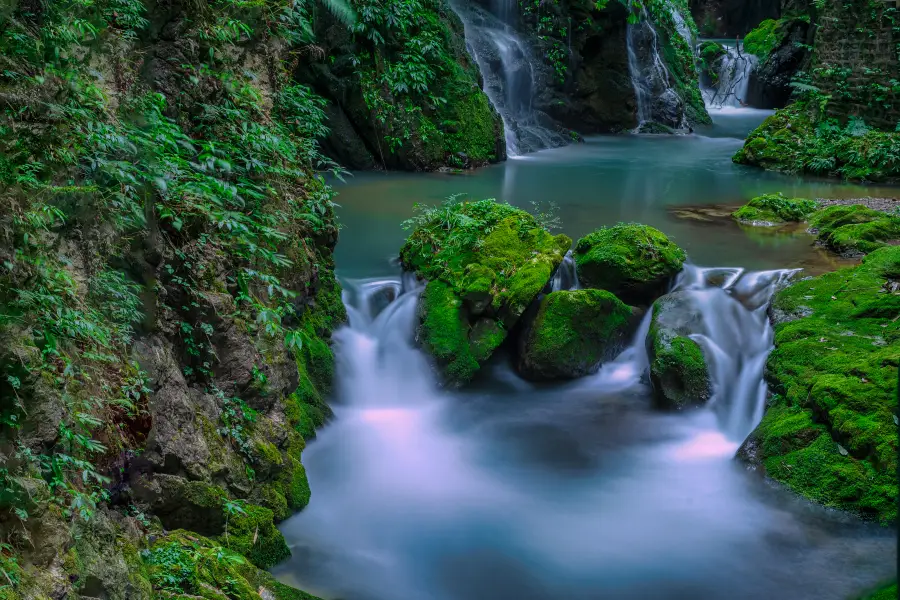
top-left (732, 193), bottom-right (819, 226)
top-left (574, 224), bottom-right (686, 305)
top-left (646, 292), bottom-right (712, 409)
top-left (143, 531), bottom-right (322, 600)
top-left (518, 289), bottom-right (639, 380)
top-left (739, 247), bottom-right (899, 524)
top-left (809, 204), bottom-right (900, 257)
top-left (400, 199), bottom-right (571, 386)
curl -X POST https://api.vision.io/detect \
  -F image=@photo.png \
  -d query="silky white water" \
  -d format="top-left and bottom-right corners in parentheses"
top-left (702, 41), bottom-right (759, 108)
top-left (275, 269), bottom-right (896, 600)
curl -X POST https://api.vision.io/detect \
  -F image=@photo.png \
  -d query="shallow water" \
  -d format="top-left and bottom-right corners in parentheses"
top-left (332, 108), bottom-right (895, 278)
top-left (274, 109), bottom-right (898, 600)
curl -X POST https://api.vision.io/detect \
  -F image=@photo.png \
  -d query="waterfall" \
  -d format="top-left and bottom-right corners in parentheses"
top-left (667, 265), bottom-right (798, 440)
top-left (701, 41), bottom-right (758, 108)
top-left (450, 1), bottom-right (569, 156)
top-left (550, 250), bottom-right (580, 292)
top-left (625, 8), bottom-right (689, 130)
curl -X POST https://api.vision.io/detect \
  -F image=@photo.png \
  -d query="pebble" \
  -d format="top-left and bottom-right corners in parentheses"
top-left (814, 197), bottom-right (900, 213)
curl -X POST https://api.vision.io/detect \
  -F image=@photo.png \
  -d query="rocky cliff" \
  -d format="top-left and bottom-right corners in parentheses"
top-left (0, 0), bottom-right (346, 597)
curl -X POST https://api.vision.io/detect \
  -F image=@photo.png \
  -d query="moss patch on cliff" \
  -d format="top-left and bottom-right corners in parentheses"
top-left (350, 0), bottom-right (504, 170)
top-left (144, 531), bottom-right (322, 600)
top-left (400, 198), bottom-right (570, 385)
top-left (574, 224), bottom-right (686, 305)
top-left (732, 193), bottom-right (819, 225)
top-left (518, 289), bottom-right (636, 380)
top-left (734, 100), bottom-right (900, 182)
top-left (744, 247), bottom-right (899, 524)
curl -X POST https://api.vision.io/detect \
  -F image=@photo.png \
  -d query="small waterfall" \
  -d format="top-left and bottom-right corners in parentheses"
top-left (450, 1), bottom-right (569, 156)
top-left (668, 265), bottom-right (799, 440)
top-left (625, 8), bottom-right (689, 130)
top-left (550, 250), bottom-right (580, 292)
top-left (701, 41), bottom-right (758, 108)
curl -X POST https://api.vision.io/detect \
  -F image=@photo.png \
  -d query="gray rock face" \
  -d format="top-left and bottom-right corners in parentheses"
top-left (747, 19), bottom-right (812, 108)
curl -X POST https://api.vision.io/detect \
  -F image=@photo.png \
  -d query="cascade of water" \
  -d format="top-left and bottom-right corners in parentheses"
top-left (625, 8), bottom-right (688, 130)
top-left (450, 1), bottom-right (569, 156)
top-left (701, 41), bottom-right (758, 108)
top-left (550, 250), bottom-right (580, 292)
top-left (668, 265), bottom-right (799, 440)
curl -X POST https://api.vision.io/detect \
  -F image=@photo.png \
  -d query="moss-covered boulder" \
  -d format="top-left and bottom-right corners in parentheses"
top-left (143, 531), bottom-right (321, 600)
top-left (739, 247), bottom-right (899, 524)
top-left (732, 193), bottom-right (819, 225)
top-left (133, 476), bottom-right (290, 569)
top-left (574, 224), bottom-right (686, 305)
top-left (646, 292), bottom-right (712, 409)
top-left (518, 290), bottom-right (639, 380)
top-left (809, 204), bottom-right (900, 257)
top-left (400, 199), bottom-right (571, 386)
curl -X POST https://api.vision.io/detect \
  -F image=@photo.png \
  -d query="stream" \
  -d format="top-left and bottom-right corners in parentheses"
top-left (272, 109), bottom-right (898, 599)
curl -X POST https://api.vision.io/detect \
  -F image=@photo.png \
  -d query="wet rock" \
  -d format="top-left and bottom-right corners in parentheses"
top-left (746, 18), bottom-right (812, 109)
top-left (400, 199), bottom-right (571, 386)
top-left (574, 224), bottom-right (686, 306)
top-left (645, 292), bottom-right (712, 409)
top-left (518, 290), bottom-right (641, 380)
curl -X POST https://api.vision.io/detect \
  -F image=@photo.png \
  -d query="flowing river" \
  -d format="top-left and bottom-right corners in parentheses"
top-left (272, 109), bottom-right (898, 599)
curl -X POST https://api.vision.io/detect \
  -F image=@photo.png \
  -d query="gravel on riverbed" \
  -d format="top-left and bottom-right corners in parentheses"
top-left (814, 197), bottom-right (899, 213)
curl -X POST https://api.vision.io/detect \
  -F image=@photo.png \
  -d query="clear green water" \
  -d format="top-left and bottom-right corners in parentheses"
top-left (331, 108), bottom-right (896, 278)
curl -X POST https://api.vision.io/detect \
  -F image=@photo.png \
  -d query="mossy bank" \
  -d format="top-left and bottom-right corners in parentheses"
top-left (739, 247), bottom-right (899, 524)
top-left (0, 0), bottom-right (347, 597)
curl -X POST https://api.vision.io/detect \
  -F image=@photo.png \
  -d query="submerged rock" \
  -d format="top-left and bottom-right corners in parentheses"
top-left (645, 292), bottom-right (712, 409)
top-left (400, 199), bottom-right (571, 386)
top-left (742, 246), bottom-right (899, 524)
top-left (574, 224), bottom-right (686, 305)
top-left (518, 289), bottom-right (639, 380)
top-left (732, 193), bottom-right (819, 226)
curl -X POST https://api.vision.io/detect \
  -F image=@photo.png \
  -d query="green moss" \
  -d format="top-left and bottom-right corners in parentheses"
top-left (145, 531), bottom-right (321, 600)
top-left (748, 247), bottom-right (899, 523)
top-left (419, 280), bottom-right (479, 384)
top-left (224, 504), bottom-right (290, 570)
top-left (253, 439), bottom-right (283, 470)
top-left (278, 453), bottom-right (311, 511)
top-left (519, 290), bottom-right (634, 380)
top-left (699, 41), bottom-right (726, 67)
top-left (257, 483), bottom-right (290, 522)
top-left (809, 205), bottom-right (900, 255)
top-left (401, 199), bottom-right (570, 385)
top-left (743, 19), bottom-right (779, 59)
top-left (734, 100), bottom-right (900, 182)
top-left (650, 334), bottom-right (710, 409)
top-left (856, 581), bottom-right (898, 600)
top-left (574, 224), bottom-right (686, 305)
top-left (732, 193), bottom-right (819, 225)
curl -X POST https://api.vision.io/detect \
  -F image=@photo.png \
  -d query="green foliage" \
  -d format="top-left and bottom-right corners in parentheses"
top-left (735, 99), bottom-right (900, 182)
top-left (743, 19), bottom-right (779, 60)
top-left (750, 247), bottom-right (900, 523)
top-left (732, 193), bottom-right (819, 224)
top-left (350, 0), bottom-right (502, 164)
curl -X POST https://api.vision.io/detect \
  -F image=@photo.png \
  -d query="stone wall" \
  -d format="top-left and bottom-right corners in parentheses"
top-left (811, 0), bottom-right (900, 129)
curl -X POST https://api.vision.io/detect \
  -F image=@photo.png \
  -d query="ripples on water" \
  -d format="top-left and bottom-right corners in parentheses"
top-left (274, 274), bottom-right (897, 600)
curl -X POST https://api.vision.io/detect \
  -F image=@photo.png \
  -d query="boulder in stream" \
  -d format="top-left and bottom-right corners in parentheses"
top-left (400, 199), bottom-right (571, 386)
top-left (809, 204), bottom-right (900, 257)
top-left (732, 193), bottom-right (819, 226)
top-left (518, 289), bottom-right (641, 380)
top-left (645, 291), bottom-right (712, 409)
top-left (574, 224), bottom-right (686, 305)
